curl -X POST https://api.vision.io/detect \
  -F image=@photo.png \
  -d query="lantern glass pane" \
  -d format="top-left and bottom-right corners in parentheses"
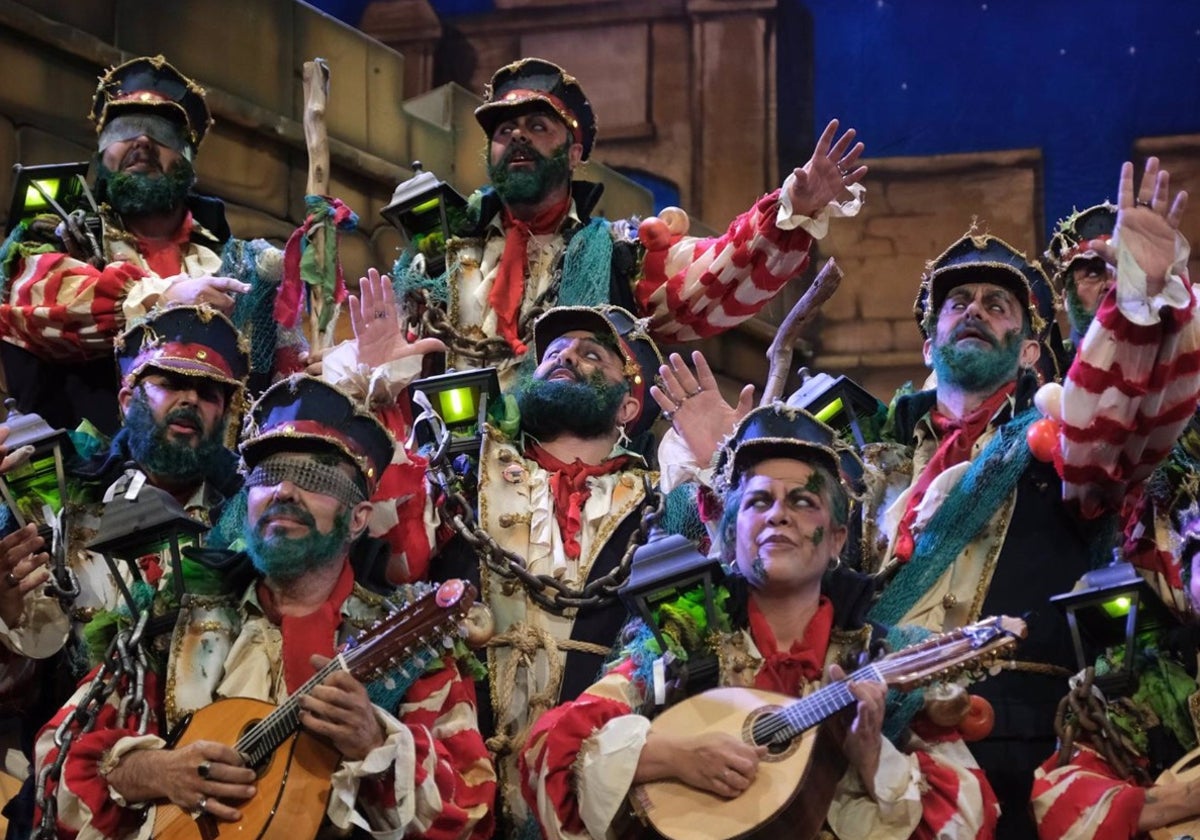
top-left (4, 454), bottom-right (63, 525)
top-left (814, 396), bottom-right (845, 425)
top-left (24, 179), bottom-right (61, 212)
top-left (438, 386), bottom-right (477, 425)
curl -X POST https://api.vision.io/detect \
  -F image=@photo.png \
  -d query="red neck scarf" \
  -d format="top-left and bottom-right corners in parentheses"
top-left (892, 383), bottom-right (1015, 563)
top-left (490, 196), bottom-right (571, 355)
top-left (525, 441), bottom-right (631, 560)
top-left (749, 596), bottom-right (835, 694)
top-left (136, 211), bottom-right (196, 279)
top-left (256, 559), bottom-right (356, 695)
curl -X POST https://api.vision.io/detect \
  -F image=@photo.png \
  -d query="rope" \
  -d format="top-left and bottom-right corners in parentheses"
top-left (485, 623), bottom-right (569, 758)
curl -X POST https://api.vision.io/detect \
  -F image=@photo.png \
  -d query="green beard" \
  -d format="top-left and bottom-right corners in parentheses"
top-left (123, 388), bottom-right (228, 484)
top-left (246, 504), bottom-right (351, 581)
top-left (1063, 284), bottom-right (1095, 339)
top-left (515, 369), bottom-right (629, 440)
top-left (487, 139), bottom-right (572, 206)
top-left (931, 324), bottom-right (1025, 393)
top-left (97, 157), bottom-right (195, 217)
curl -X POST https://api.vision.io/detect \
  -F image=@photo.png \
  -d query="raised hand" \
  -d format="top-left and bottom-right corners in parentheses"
top-left (0, 524), bottom-right (49, 629)
top-left (350, 268), bottom-right (446, 369)
top-left (786, 119), bottom-right (867, 217)
top-left (1091, 157), bottom-right (1188, 296)
top-left (651, 351), bottom-right (755, 467)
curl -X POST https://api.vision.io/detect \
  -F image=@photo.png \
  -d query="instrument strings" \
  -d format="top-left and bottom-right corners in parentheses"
top-left (749, 628), bottom-right (1000, 745)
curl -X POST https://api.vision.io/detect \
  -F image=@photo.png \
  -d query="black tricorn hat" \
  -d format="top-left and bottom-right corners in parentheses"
top-left (532, 305), bottom-right (664, 436)
top-left (713, 403), bottom-right (866, 498)
top-left (241, 375), bottom-right (394, 496)
top-left (115, 304), bottom-right (248, 390)
top-left (475, 57), bottom-right (597, 161)
top-left (1045, 202), bottom-right (1118, 289)
top-left (91, 55), bottom-right (212, 148)
top-left (913, 231), bottom-right (1056, 339)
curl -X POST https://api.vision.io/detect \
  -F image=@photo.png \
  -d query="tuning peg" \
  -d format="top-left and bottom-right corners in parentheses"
top-left (462, 602), bottom-right (495, 647)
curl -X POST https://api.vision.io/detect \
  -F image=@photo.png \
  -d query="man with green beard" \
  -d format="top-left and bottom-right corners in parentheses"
top-left (392, 57), bottom-right (868, 392)
top-left (34, 374), bottom-right (497, 840)
top-left (0, 55), bottom-right (300, 436)
top-left (430, 303), bottom-right (664, 838)
top-left (3, 304), bottom-right (249, 659)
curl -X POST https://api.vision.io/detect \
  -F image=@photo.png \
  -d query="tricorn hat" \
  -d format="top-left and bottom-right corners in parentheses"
top-left (913, 230), bottom-right (1056, 340)
top-left (713, 403), bottom-right (866, 498)
top-left (116, 304), bottom-right (248, 391)
top-left (474, 57), bottom-right (597, 161)
top-left (532, 305), bottom-right (664, 436)
top-left (91, 55), bottom-right (212, 149)
top-left (1044, 202), bottom-right (1117, 290)
top-left (241, 375), bottom-right (394, 496)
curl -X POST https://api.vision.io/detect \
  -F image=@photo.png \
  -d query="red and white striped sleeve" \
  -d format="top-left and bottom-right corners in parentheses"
top-left (1031, 745), bottom-right (1145, 839)
top-left (519, 660), bottom-right (648, 840)
top-left (1060, 234), bottom-right (1200, 518)
top-left (633, 189), bottom-right (822, 343)
top-left (33, 666), bottom-right (167, 840)
top-left (0, 252), bottom-right (151, 361)
top-left (338, 657), bottom-right (496, 840)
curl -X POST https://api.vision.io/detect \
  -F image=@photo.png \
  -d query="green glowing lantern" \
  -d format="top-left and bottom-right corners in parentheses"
top-left (787, 371), bottom-right (883, 449)
top-left (6, 161), bottom-right (97, 235)
top-left (1051, 561), bottom-right (1170, 696)
top-left (0, 400), bottom-right (72, 538)
top-left (408, 367), bottom-right (500, 458)
top-left (381, 161), bottom-right (467, 277)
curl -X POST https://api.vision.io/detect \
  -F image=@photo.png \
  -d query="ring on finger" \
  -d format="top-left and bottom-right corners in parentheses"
top-left (1135, 198), bottom-right (1153, 208)
top-left (3, 572), bottom-right (18, 588)
top-left (683, 387), bottom-right (703, 399)
top-left (661, 409), bottom-right (675, 423)
top-left (197, 795), bottom-right (208, 813)
top-left (197, 761), bottom-right (212, 779)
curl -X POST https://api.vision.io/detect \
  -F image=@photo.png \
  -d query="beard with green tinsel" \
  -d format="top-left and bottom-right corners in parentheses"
top-left (123, 387), bottom-right (228, 484)
top-left (246, 503), bottom-right (352, 581)
top-left (1063, 283), bottom-right (1096, 343)
top-left (515, 367), bottom-right (629, 440)
top-left (97, 156), bottom-right (195, 217)
top-left (487, 138), bottom-right (572, 206)
top-left (931, 321), bottom-right (1026, 394)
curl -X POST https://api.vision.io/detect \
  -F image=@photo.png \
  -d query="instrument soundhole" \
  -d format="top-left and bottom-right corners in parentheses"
top-left (742, 705), bottom-right (799, 763)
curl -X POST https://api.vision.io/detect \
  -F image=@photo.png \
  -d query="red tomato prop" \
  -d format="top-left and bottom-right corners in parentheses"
top-left (638, 217), bottom-right (672, 251)
top-left (958, 694), bottom-right (995, 742)
top-left (1026, 417), bottom-right (1061, 463)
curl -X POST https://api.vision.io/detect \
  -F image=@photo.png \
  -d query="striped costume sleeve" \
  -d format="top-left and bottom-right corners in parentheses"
top-left (1031, 745), bottom-right (1145, 839)
top-left (1060, 234), bottom-right (1200, 518)
top-left (339, 658), bottom-right (495, 840)
top-left (33, 666), bottom-right (166, 840)
top-left (633, 189), bottom-right (816, 343)
top-left (0, 252), bottom-right (151, 361)
top-left (519, 660), bottom-right (647, 840)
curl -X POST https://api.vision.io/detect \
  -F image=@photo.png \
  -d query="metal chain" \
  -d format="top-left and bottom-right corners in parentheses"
top-left (33, 611), bottom-right (151, 840)
top-left (426, 435), bottom-right (663, 615)
top-left (407, 277), bottom-right (560, 365)
top-left (1053, 667), bottom-right (1151, 786)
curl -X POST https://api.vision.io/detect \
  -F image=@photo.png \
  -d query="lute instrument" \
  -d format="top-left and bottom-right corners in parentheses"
top-left (629, 615), bottom-right (1027, 840)
top-left (152, 578), bottom-right (476, 840)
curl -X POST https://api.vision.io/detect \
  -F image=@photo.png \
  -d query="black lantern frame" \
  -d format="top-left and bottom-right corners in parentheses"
top-left (381, 161), bottom-right (466, 277)
top-left (787, 370), bottom-right (883, 449)
top-left (6, 161), bottom-right (98, 235)
top-left (408, 367), bottom-right (500, 458)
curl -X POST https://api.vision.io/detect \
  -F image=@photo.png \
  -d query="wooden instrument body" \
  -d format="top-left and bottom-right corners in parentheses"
top-left (630, 687), bottom-right (845, 840)
top-left (152, 697), bottom-right (339, 840)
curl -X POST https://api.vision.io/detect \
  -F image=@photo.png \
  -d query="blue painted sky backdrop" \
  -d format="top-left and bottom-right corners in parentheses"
top-left (312, 0), bottom-right (1200, 232)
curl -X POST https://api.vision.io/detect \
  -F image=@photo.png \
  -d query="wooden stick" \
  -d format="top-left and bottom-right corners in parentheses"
top-left (760, 258), bottom-right (844, 406)
top-left (302, 58), bottom-right (337, 348)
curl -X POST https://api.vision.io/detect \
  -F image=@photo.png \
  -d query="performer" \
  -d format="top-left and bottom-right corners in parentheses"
top-left (521, 404), bottom-right (999, 839)
top-left (33, 375), bottom-right (495, 839)
top-left (0, 55), bottom-right (305, 434)
top-left (394, 56), bottom-right (866, 389)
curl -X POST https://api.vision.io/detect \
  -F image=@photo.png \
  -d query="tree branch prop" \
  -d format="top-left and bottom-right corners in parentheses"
top-left (760, 258), bottom-right (843, 406)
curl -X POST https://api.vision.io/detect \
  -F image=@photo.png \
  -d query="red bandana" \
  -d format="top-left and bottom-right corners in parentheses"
top-left (256, 559), bottom-right (356, 695)
top-left (749, 596), bottom-right (835, 694)
top-left (490, 196), bottom-right (571, 355)
top-left (525, 442), bottom-right (631, 560)
top-left (136, 211), bottom-right (196, 279)
top-left (892, 383), bottom-right (1015, 563)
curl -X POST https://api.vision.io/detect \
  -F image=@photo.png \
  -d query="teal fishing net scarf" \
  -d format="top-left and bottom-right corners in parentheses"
top-left (869, 407), bottom-right (1040, 626)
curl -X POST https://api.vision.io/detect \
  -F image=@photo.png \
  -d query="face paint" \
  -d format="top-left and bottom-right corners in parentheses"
top-left (811, 526), bottom-right (824, 547)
